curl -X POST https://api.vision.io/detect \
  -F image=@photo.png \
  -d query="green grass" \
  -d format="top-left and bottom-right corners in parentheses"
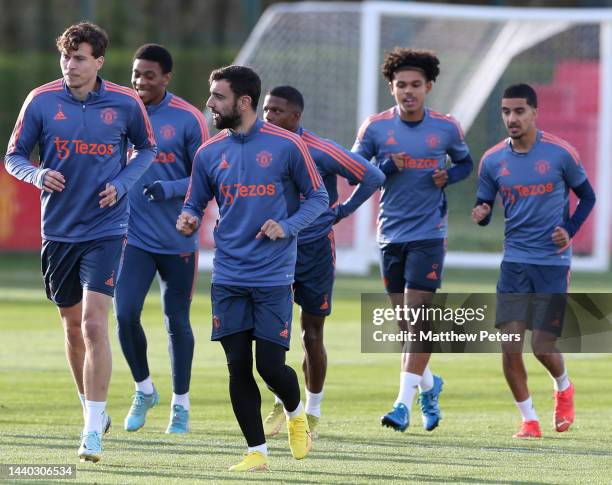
top-left (0, 254), bottom-right (611, 484)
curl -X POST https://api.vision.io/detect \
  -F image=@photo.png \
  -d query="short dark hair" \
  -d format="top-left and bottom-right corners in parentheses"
top-left (381, 47), bottom-right (440, 83)
top-left (209, 65), bottom-right (261, 110)
top-left (268, 85), bottom-right (304, 112)
top-left (133, 43), bottom-right (173, 74)
top-left (56, 22), bottom-right (108, 58)
top-left (503, 83), bottom-right (538, 108)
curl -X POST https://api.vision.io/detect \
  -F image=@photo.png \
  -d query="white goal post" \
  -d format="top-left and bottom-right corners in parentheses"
top-left (197, 2), bottom-right (611, 274)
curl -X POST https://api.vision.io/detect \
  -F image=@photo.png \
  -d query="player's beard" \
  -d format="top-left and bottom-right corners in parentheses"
top-left (214, 102), bottom-right (241, 130)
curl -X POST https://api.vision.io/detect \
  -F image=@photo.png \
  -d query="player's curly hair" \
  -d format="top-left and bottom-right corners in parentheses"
top-left (381, 48), bottom-right (440, 83)
top-left (56, 22), bottom-right (109, 58)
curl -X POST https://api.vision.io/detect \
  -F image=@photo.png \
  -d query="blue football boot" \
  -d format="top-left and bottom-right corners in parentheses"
top-left (381, 402), bottom-right (409, 432)
top-left (418, 375), bottom-right (443, 431)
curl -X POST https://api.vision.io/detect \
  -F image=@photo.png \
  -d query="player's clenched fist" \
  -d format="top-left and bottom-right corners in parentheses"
top-left (256, 219), bottom-right (286, 241)
top-left (471, 203), bottom-right (491, 223)
top-left (432, 169), bottom-right (448, 188)
top-left (176, 212), bottom-right (199, 236)
top-left (551, 226), bottom-right (570, 247)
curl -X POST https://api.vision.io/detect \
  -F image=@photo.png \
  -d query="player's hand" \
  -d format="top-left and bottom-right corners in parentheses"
top-left (176, 212), bottom-right (199, 236)
top-left (42, 170), bottom-right (65, 193)
top-left (143, 181), bottom-right (166, 202)
top-left (99, 183), bottom-right (118, 208)
top-left (552, 226), bottom-right (570, 247)
top-left (256, 219), bottom-right (286, 240)
top-left (432, 169), bottom-right (448, 188)
top-left (471, 203), bottom-right (491, 223)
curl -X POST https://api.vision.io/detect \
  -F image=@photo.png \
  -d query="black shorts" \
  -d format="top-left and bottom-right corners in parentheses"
top-left (41, 236), bottom-right (126, 307)
top-left (294, 231), bottom-right (335, 316)
top-left (379, 239), bottom-right (446, 293)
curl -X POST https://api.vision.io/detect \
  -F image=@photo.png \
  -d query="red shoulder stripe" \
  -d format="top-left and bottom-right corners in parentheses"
top-left (478, 140), bottom-right (507, 176)
top-left (541, 132), bottom-right (581, 166)
top-left (429, 111), bottom-right (465, 140)
top-left (357, 108), bottom-right (395, 141)
top-left (302, 132), bottom-right (365, 180)
top-left (168, 96), bottom-right (209, 142)
top-left (261, 124), bottom-right (321, 189)
top-left (105, 85), bottom-right (156, 145)
top-left (7, 82), bottom-right (63, 154)
top-left (193, 130), bottom-right (228, 159)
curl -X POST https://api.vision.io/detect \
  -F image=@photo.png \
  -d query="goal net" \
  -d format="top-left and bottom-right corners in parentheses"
top-left (198, 2), bottom-right (611, 273)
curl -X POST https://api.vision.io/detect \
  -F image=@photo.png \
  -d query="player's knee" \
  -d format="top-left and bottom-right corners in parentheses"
top-left (114, 304), bottom-right (141, 328)
top-left (226, 353), bottom-right (252, 379)
top-left (255, 355), bottom-right (283, 384)
top-left (81, 317), bottom-right (108, 343)
top-left (163, 313), bottom-right (193, 336)
top-left (63, 322), bottom-right (82, 343)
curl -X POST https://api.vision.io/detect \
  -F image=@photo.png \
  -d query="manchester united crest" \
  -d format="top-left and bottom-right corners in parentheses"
top-left (256, 150), bottom-right (273, 168)
top-left (160, 124), bottom-right (176, 140)
top-left (100, 108), bottom-right (117, 125)
top-left (535, 160), bottom-right (550, 175)
top-left (426, 134), bottom-right (440, 148)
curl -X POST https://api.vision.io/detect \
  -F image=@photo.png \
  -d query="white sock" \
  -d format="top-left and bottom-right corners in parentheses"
top-left (305, 390), bottom-right (324, 418)
top-left (248, 443), bottom-right (268, 455)
top-left (135, 376), bottom-right (154, 395)
top-left (78, 393), bottom-right (87, 421)
top-left (419, 367), bottom-right (434, 393)
top-left (274, 394), bottom-right (283, 406)
top-left (394, 372), bottom-right (421, 408)
top-left (171, 392), bottom-right (190, 410)
top-left (84, 400), bottom-right (106, 433)
top-left (515, 397), bottom-right (538, 422)
top-left (285, 401), bottom-right (304, 419)
top-left (552, 369), bottom-right (570, 392)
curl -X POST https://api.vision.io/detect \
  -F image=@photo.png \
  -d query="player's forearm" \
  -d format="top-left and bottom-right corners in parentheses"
top-left (280, 186), bottom-right (329, 237)
top-left (4, 154), bottom-right (48, 189)
top-left (338, 166), bottom-right (384, 219)
top-left (562, 179), bottom-right (596, 238)
top-left (162, 177), bottom-right (190, 199)
top-left (446, 154), bottom-right (474, 185)
top-left (111, 146), bottom-right (157, 200)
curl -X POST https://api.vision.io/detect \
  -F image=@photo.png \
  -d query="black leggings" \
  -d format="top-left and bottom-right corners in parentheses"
top-left (220, 331), bottom-right (300, 447)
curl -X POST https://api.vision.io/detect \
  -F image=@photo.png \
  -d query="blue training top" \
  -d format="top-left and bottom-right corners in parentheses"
top-left (127, 91), bottom-right (208, 254)
top-left (353, 106), bottom-right (471, 244)
top-left (298, 127), bottom-right (384, 245)
top-left (4, 77), bottom-right (157, 243)
top-left (183, 119), bottom-right (329, 287)
top-left (477, 130), bottom-right (588, 266)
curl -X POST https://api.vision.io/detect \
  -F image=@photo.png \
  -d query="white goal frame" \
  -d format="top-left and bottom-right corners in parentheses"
top-left (218, 1), bottom-right (612, 274)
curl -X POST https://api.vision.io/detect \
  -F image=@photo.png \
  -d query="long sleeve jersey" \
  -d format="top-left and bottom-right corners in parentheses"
top-left (183, 119), bottom-right (329, 286)
top-left (127, 91), bottom-right (208, 254)
top-left (297, 127), bottom-right (385, 245)
top-left (353, 107), bottom-right (471, 244)
top-left (477, 131), bottom-right (590, 265)
top-left (4, 77), bottom-right (157, 242)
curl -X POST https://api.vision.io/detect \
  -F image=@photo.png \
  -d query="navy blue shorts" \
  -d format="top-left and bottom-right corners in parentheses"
top-left (294, 231), bottom-right (335, 316)
top-left (210, 284), bottom-right (294, 349)
top-left (41, 236), bottom-right (126, 308)
top-left (379, 239), bottom-right (446, 293)
top-left (496, 261), bottom-right (570, 336)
